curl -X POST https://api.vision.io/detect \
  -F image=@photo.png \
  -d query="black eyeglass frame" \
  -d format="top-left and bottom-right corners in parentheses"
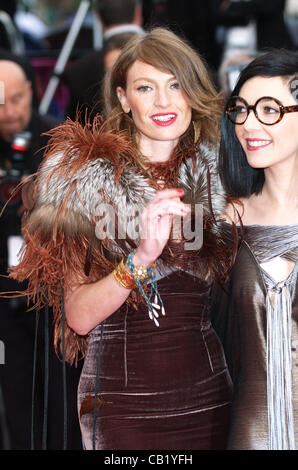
top-left (225, 95), bottom-right (298, 125)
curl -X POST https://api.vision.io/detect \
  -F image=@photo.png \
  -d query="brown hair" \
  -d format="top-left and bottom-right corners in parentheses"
top-left (103, 28), bottom-right (223, 150)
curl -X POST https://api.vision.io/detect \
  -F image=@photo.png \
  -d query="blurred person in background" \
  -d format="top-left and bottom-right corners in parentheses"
top-left (142, 0), bottom-right (220, 71)
top-left (212, 0), bottom-right (294, 62)
top-left (217, 50), bottom-right (256, 98)
top-left (0, 0), bottom-right (24, 54)
top-left (285, 0), bottom-right (298, 46)
top-left (62, 0), bottom-right (144, 121)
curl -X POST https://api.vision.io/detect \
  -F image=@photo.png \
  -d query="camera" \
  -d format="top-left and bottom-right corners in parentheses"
top-left (0, 131), bottom-right (31, 212)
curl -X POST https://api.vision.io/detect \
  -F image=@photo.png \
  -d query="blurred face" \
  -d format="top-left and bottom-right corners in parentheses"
top-left (0, 61), bottom-right (32, 142)
top-left (235, 76), bottom-right (298, 170)
top-left (116, 60), bottom-right (192, 161)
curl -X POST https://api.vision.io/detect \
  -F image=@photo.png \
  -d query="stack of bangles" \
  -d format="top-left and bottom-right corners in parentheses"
top-left (112, 249), bottom-right (165, 326)
top-left (112, 250), bottom-right (155, 289)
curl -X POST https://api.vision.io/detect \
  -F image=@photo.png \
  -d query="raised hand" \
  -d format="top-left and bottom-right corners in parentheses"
top-left (133, 188), bottom-right (190, 267)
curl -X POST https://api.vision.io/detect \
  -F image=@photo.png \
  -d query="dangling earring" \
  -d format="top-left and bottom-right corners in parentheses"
top-left (192, 120), bottom-right (201, 144)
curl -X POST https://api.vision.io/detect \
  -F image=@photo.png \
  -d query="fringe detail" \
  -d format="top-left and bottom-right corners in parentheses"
top-left (266, 283), bottom-right (295, 450)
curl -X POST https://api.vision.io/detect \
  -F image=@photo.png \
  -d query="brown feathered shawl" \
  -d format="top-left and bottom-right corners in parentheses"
top-left (7, 117), bottom-right (235, 365)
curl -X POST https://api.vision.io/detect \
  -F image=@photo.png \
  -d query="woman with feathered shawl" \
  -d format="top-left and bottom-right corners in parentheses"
top-left (9, 28), bottom-right (235, 450)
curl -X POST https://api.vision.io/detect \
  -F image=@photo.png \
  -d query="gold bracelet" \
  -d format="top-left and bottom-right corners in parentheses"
top-left (112, 258), bottom-right (135, 289)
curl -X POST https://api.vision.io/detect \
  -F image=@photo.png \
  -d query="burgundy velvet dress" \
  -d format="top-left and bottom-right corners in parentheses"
top-left (78, 269), bottom-right (233, 450)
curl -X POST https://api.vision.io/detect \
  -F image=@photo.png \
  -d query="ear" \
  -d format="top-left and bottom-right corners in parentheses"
top-left (116, 86), bottom-right (130, 113)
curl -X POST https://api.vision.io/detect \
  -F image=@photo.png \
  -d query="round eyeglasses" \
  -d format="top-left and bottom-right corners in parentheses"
top-left (226, 96), bottom-right (298, 125)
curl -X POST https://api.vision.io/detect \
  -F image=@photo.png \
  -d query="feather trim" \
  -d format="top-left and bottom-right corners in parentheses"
top-left (7, 118), bottom-right (234, 365)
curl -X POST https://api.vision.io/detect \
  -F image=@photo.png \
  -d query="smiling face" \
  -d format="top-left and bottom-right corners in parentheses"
top-left (235, 76), bottom-right (298, 170)
top-left (116, 60), bottom-right (192, 161)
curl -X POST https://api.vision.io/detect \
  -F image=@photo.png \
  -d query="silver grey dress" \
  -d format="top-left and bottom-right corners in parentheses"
top-left (211, 224), bottom-right (298, 450)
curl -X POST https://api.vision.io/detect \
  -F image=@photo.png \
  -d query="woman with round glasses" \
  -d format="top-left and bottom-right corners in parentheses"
top-left (212, 49), bottom-right (298, 450)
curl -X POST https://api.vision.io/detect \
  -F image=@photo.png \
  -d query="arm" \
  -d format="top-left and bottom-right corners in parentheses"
top-left (65, 188), bottom-right (190, 335)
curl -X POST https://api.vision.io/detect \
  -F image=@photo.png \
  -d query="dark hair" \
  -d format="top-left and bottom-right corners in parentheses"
top-left (102, 32), bottom-right (137, 57)
top-left (97, 0), bottom-right (136, 26)
top-left (219, 48), bottom-right (298, 197)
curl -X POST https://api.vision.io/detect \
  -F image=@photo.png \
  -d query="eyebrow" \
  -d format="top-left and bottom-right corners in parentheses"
top-left (132, 75), bottom-right (176, 84)
top-left (239, 96), bottom-right (281, 103)
top-left (260, 97), bottom-right (276, 102)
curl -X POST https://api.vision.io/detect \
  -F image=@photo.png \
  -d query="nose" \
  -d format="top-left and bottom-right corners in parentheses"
top-left (154, 87), bottom-right (171, 108)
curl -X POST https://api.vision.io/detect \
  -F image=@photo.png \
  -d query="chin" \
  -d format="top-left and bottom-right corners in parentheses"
top-left (247, 157), bottom-right (276, 169)
top-left (245, 155), bottom-right (266, 168)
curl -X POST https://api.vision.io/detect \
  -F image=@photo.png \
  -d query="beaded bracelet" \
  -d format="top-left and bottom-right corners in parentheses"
top-left (127, 249), bottom-right (165, 327)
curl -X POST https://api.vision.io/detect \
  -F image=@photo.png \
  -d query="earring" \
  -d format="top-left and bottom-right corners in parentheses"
top-left (192, 120), bottom-right (201, 144)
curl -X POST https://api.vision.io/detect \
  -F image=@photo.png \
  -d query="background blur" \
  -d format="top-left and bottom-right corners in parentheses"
top-left (1, 0), bottom-right (297, 119)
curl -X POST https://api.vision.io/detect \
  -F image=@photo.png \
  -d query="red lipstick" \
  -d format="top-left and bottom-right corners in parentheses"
top-left (245, 139), bottom-right (272, 151)
top-left (150, 113), bottom-right (177, 126)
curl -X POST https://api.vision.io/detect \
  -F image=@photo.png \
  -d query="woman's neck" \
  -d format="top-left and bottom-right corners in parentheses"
top-left (262, 161), bottom-right (298, 208)
top-left (137, 135), bottom-right (178, 163)
top-left (239, 162), bottom-right (298, 225)
top-left (227, 159), bottom-right (298, 226)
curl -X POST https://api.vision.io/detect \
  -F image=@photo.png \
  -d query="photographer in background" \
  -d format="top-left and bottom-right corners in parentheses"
top-left (0, 59), bottom-right (83, 449)
top-left (0, 59), bottom-right (59, 285)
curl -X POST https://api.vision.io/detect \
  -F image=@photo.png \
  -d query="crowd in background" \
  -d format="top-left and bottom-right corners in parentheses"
top-left (0, 0), bottom-right (298, 118)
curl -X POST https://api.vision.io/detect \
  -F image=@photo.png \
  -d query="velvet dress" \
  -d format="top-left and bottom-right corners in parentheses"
top-left (211, 224), bottom-right (298, 450)
top-left (78, 268), bottom-right (233, 450)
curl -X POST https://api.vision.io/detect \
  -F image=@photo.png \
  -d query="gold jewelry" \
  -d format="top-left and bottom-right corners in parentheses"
top-left (113, 258), bottom-right (135, 289)
top-left (132, 264), bottom-right (149, 282)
